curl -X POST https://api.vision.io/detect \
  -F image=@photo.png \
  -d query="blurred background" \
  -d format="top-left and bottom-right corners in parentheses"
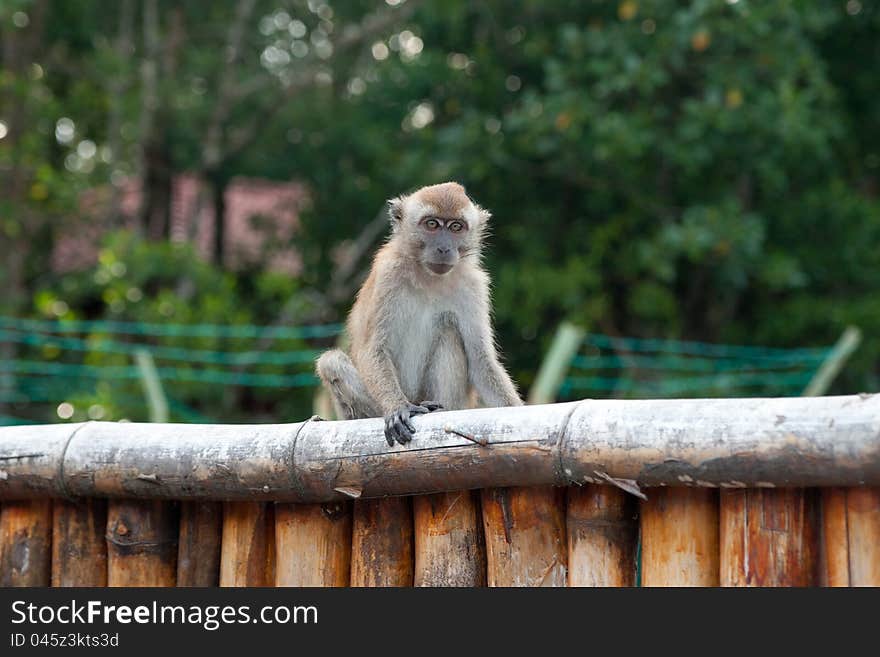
top-left (0, 0), bottom-right (878, 426)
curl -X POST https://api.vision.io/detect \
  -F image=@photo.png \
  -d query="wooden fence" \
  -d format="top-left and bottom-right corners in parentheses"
top-left (1, 395), bottom-right (878, 586)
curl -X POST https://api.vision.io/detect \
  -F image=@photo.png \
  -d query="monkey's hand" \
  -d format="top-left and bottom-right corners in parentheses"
top-left (384, 402), bottom-right (443, 446)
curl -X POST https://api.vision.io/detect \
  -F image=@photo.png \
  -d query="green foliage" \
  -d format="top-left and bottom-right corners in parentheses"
top-left (281, 1), bottom-right (880, 392)
top-left (18, 233), bottom-right (323, 423)
top-left (2, 0), bottom-right (879, 425)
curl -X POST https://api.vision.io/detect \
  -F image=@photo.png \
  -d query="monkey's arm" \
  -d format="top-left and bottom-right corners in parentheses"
top-left (357, 342), bottom-right (407, 412)
top-left (458, 314), bottom-right (523, 408)
top-left (357, 341), bottom-right (438, 446)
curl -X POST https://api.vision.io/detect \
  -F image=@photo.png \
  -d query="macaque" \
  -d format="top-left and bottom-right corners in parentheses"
top-left (316, 182), bottom-right (522, 445)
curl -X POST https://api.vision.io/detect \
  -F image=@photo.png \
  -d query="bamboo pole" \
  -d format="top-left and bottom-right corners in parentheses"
top-left (350, 497), bottom-right (413, 586)
top-left (481, 486), bottom-right (566, 586)
top-left (720, 488), bottom-right (819, 586)
top-left (0, 499), bottom-right (52, 586)
top-left (1, 395), bottom-right (878, 501)
top-left (274, 502), bottom-right (352, 586)
top-left (134, 348), bottom-right (169, 423)
top-left (106, 500), bottom-right (178, 586)
top-left (414, 491), bottom-right (486, 586)
top-left (528, 321), bottom-right (585, 404)
top-left (822, 487), bottom-right (880, 587)
top-left (641, 488), bottom-right (719, 586)
top-left (566, 485), bottom-right (637, 586)
top-left (802, 326), bottom-right (862, 397)
top-left (219, 501), bottom-right (274, 587)
top-left (176, 501), bottom-right (222, 586)
top-left (52, 498), bottom-right (107, 587)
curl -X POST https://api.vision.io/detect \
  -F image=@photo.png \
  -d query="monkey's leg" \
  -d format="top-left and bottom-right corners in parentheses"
top-left (419, 323), bottom-right (469, 412)
top-left (315, 349), bottom-right (380, 420)
top-left (382, 323), bottom-right (466, 445)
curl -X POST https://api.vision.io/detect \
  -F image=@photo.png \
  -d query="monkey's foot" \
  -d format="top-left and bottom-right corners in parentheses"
top-left (384, 402), bottom-right (437, 446)
top-left (416, 401), bottom-right (444, 413)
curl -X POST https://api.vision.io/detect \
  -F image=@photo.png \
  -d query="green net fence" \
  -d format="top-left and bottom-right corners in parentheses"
top-left (560, 332), bottom-right (830, 399)
top-left (0, 316), bottom-right (343, 425)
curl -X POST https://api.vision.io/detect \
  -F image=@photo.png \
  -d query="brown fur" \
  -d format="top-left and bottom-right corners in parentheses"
top-left (316, 183), bottom-right (521, 443)
top-left (414, 182), bottom-right (470, 218)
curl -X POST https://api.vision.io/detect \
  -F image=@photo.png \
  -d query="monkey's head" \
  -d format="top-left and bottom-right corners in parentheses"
top-left (387, 182), bottom-right (490, 276)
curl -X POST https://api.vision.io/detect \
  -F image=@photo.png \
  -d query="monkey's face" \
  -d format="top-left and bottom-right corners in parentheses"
top-left (388, 183), bottom-right (489, 275)
top-left (417, 215), bottom-right (468, 275)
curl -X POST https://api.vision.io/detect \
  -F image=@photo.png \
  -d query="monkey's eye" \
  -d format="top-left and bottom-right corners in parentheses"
top-left (424, 218), bottom-right (440, 231)
top-left (448, 221), bottom-right (464, 233)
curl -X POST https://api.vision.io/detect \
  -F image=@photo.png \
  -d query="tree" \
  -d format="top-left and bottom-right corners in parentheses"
top-left (276, 0), bottom-right (880, 391)
top-left (3, 0), bottom-right (879, 425)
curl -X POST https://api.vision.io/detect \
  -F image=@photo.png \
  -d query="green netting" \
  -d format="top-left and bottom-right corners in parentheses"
top-left (0, 321), bottom-right (834, 422)
top-left (571, 353), bottom-right (825, 372)
top-left (0, 414), bottom-right (34, 425)
top-left (0, 316), bottom-right (343, 339)
top-left (0, 315), bottom-right (338, 424)
top-left (562, 332), bottom-right (828, 399)
top-left (1, 360), bottom-right (318, 387)
top-left (0, 328), bottom-right (321, 365)
top-left (563, 372), bottom-right (814, 395)
top-left (582, 332), bottom-right (829, 360)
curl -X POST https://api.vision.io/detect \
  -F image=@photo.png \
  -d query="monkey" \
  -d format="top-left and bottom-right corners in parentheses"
top-left (316, 181), bottom-right (522, 446)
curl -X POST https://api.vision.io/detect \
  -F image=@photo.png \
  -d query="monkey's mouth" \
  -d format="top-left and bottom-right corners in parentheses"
top-left (426, 262), bottom-right (454, 275)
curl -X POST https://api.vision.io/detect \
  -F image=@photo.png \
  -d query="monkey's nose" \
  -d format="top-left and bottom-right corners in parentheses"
top-left (436, 247), bottom-right (451, 255)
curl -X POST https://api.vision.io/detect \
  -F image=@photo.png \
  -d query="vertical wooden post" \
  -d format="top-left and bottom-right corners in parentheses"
top-left (114, 353), bottom-right (180, 588)
top-left (475, 322), bottom-right (585, 588)
top-left (275, 502), bottom-right (352, 587)
top-left (106, 500), bottom-right (178, 586)
top-left (350, 497), bottom-right (413, 586)
top-left (177, 501), bottom-right (222, 586)
top-left (219, 501), bottom-right (274, 587)
top-left (481, 486), bottom-right (567, 586)
top-left (0, 499), bottom-right (52, 586)
top-left (720, 488), bottom-right (819, 586)
top-left (567, 485), bottom-right (637, 586)
top-left (414, 491), bottom-right (486, 586)
top-left (266, 504), bottom-right (276, 583)
top-left (822, 487), bottom-right (880, 587)
top-left (52, 499), bottom-right (107, 587)
top-left (641, 488), bottom-right (719, 586)
top-left (716, 329), bottom-right (855, 587)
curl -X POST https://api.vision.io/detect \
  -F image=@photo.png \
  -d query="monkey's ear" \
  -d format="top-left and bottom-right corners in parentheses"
top-left (387, 196), bottom-right (405, 226)
top-left (477, 205), bottom-right (492, 224)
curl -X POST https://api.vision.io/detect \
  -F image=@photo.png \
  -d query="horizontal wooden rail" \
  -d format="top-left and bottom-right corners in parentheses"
top-left (0, 395), bottom-right (878, 502)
